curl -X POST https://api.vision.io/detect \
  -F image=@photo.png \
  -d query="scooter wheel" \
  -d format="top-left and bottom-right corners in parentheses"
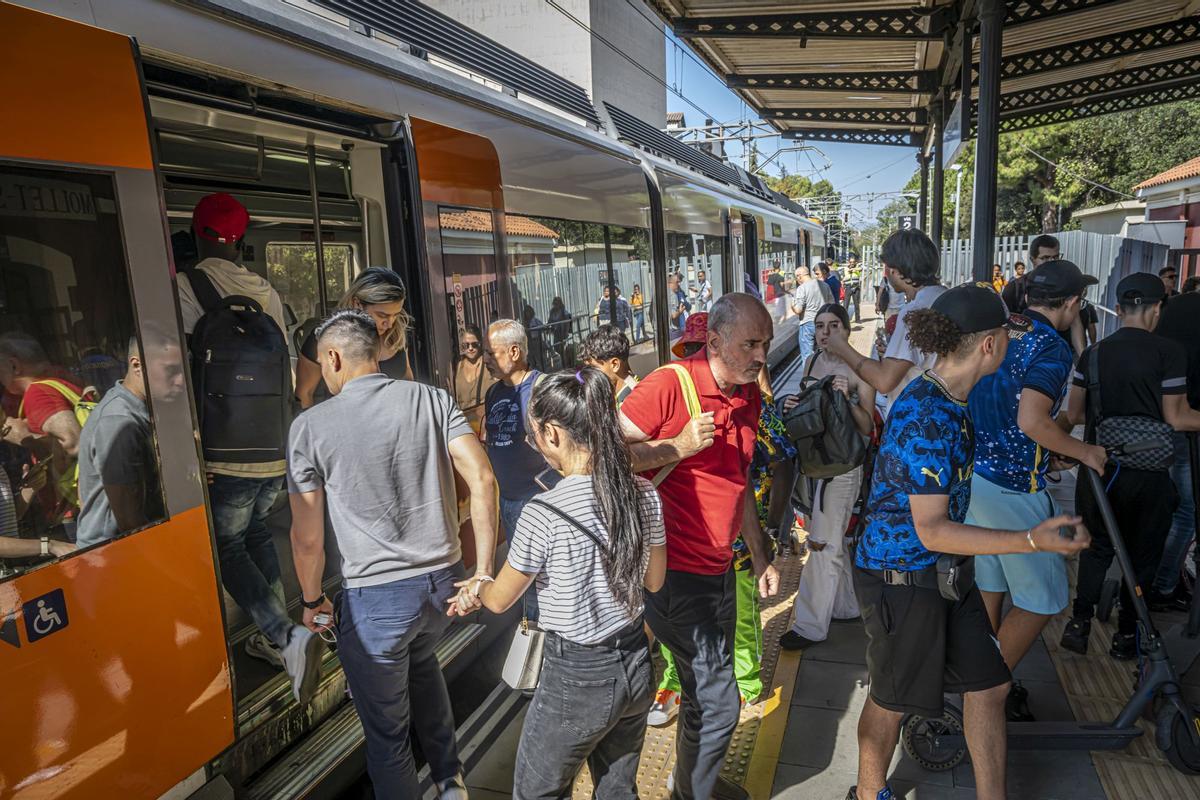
top-left (1097, 578), bottom-right (1119, 623)
top-left (1157, 704), bottom-right (1200, 775)
top-left (901, 708), bottom-right (966, 772)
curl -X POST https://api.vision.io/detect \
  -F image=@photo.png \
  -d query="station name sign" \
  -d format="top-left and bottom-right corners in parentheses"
top-left (0, 176), bottom-right (99, 221)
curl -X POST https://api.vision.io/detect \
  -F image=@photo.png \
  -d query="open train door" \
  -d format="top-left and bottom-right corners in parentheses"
top-left (1, 4), bottom-right (233, 798)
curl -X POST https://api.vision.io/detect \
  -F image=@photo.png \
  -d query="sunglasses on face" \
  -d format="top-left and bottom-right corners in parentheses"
top-left (462, 342), bottom-right (480, 349)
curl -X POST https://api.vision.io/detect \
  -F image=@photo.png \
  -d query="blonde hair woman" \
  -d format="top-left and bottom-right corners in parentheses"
top-left (296, 267), bottom-right (413, 408)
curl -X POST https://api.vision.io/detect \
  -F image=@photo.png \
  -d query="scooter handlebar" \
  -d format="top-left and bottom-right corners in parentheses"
top-left (1104, 438), bottom-right (1161, 458)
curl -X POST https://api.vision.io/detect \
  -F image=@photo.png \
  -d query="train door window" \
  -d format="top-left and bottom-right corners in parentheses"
top-left (439, 208), bottom-right (502, 428)
top-left (0, 162), bottom-right (172, 577)
top-left (265, 242), bottom-right (356, 330)
top-left (665, 232), bottom-right (724, 343)
top-left (504, 214), bottom-right (607, 374)
top-left (762, 239), bottom-right (798, 326)
top-left (606, 225), bottom-right (655, 377)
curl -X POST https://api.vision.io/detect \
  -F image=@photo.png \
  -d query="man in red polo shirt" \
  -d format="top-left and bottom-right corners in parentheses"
top-left (620, 293), bottom-right (780, 800)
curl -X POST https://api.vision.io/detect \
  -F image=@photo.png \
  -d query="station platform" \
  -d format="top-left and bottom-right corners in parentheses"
top-left (445, 313), bottom-right (1200, 800)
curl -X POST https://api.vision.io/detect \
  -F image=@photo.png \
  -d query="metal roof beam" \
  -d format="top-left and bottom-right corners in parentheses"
top-left (990, 15), bottom-right (1200, 83)
top-left (993, 54), bottom-right (1200, 115)
top-left (672, 9), bottom-right (951, 40)
top-left (996, 79), bottom-right (1200, 133)
top-left (1003, 0), bottom-right (1129, 27)
top-left (780, 128), bottom-right (919, 147)
top-left (765, 107), bottom-right (928, 126)
top-left (726, 70), bottom-right (936, 94)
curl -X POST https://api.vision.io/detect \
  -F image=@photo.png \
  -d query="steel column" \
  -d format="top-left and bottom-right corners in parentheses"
top-left (918, 152), bottom-right (929, 233)
top-left (972, 0), bottom-right (1003, 283)
top-left (306, 145), bottom-right (329, 315)
top-left (931, 100), bottom-right (944, 243)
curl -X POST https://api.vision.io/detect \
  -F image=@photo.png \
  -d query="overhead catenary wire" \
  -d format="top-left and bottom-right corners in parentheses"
top-left (1018, 144), bottom-right (1135, 199)
top-left (541, 0), bottom-right (721, 124)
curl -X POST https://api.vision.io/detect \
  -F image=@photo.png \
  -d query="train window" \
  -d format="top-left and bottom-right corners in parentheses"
top-left (0, 162), bottom-right (171, 577)
top-left (760, 239), bottom-right (799, 326)
top-left (504, 214), bottom-right (599, 372)
top-left (265, 242), bottom-right (356, 328)
top-left (665, 231), bottom-right (725, 340)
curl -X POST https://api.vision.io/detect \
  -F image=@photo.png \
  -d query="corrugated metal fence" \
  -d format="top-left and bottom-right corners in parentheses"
top-left (861, 232), bottom-right (1169, 338)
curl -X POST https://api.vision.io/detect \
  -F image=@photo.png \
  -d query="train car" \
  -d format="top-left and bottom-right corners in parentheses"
top-left (0, 2), bottom-right (822, 798)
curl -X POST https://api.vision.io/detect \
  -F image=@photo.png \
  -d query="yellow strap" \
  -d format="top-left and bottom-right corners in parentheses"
top-left (652, 363), bottom-right (702, 487)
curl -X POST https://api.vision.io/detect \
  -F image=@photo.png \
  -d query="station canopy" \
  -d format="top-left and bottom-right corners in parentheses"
top-left (647, 1), bottom-right (1200, 150)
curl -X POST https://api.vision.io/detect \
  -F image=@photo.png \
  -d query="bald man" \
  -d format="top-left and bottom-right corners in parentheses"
top-left (619, 293), bottom-right (780, 800)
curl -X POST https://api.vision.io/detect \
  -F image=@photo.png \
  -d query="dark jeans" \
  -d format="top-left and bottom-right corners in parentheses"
top-left (208, 473), bottom-right (291, 647)
top-left (1154, 433), bottom-right (1196, 594)
top-left (1073, 466), bottom-right (1178, 634)
top-left (644, 569), bottom-right (739, 800)
top-left (335, 564), bottom-right (465, 797)
top-left (513, 625), bottom-right (653, 800)
top-left (845, 283), bottom-right (861, 322)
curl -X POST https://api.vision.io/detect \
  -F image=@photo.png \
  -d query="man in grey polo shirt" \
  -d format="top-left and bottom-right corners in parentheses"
top-left (288, 309), bottom-right (498, 800)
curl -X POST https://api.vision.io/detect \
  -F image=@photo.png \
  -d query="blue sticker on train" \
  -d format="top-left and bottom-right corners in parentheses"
top-left (23, 588), bottom-right (69, 643)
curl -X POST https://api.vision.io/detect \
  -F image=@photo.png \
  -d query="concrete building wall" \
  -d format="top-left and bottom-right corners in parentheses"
top-left (426, 0), bottom-right (665, 126)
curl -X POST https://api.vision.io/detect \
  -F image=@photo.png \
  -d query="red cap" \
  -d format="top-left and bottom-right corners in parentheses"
top-left (671, 311), bottom-right (709, 359)
top-left (192, 193), bottom-right (250, 244)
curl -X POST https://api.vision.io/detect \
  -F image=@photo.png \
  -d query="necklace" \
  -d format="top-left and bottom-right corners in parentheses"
top-left (925, 369), bottom-right (966, 403)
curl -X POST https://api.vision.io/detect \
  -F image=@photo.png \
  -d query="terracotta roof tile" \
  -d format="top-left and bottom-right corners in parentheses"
top-left (1134, 156), bottom-right (1200, 192)
top-left (438, 209), bottom-right (557, 239)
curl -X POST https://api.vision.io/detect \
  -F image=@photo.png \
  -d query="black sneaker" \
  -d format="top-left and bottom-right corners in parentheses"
top-left (1110, 631), bottom-right (1137, 660)
top-left (1059, 617), bottom-right (1091, 655)
top-left (1146, 589), bottom-right (1177, 612)
top-left (779, 630), bottom-right (820, 650)
top-left (710, 775), bottom-right (749, 800)
top-left (845, 787), bottom-right (895, 800)
top-left (1006, 682), bottom-right (1036, 722)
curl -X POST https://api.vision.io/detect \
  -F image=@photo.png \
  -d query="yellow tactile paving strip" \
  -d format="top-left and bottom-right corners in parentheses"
top-left (570, 534), bottom-right (808, 799)
top-left (1043, 559), bottom-right (1200, 798)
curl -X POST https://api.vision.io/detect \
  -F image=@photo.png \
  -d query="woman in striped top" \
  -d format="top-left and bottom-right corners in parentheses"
top-left (449, 366), bottom-right (666, 799)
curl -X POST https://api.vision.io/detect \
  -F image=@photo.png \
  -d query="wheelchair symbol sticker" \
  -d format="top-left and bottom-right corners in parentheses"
top-left (23, 588), bottom-right (69, 643)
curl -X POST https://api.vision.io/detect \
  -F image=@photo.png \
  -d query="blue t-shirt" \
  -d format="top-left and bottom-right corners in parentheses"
top-left (968, 311), bottom-right (1073, 493)
top-left (485, 371), bottom-right (549, 501)
top-left (825, 273), bottom-right (842, 302)
top-left (857, 374), bottom-right (975, 571)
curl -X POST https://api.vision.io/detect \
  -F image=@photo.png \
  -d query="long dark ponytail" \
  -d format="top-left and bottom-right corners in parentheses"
top-left (528, 367), bottom-right (646, 613)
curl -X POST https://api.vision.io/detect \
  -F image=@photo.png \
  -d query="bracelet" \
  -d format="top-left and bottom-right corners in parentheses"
top-left (1026, 530), bottom-right (1039, 552)
top-left (470, 575), bottom-right (495, 597)
top-left (301, 593), bottom-right (327, 609)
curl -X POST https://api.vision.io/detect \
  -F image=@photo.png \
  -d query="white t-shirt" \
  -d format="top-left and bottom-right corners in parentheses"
top-left (507, 474), bottom-right (665, 644)
top-left (883, 284), bottom-right (947, 417)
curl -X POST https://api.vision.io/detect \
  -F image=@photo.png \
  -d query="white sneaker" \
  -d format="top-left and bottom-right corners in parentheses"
top-left (647, 688), bottom-right (681, 726)
top-left (437, 773), bottom-right (469, 800)
top-left (280, 625), bottom-right (324, 705)
top-left (244, 631), bottom-right (284, 669)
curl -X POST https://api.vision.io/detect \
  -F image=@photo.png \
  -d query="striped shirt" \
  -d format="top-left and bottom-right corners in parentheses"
top-left (0, 470), bottom-right (17, 538)
top-left (507, 474), bottom-right (665, 644)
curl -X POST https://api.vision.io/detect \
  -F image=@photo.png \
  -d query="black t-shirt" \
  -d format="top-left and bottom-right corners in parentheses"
top-left (1080, 300), bottom-right (1098, 328)
top-left (300, 329), bottom-right (409, 403)
top-left (1157, 292), bottom-right (1200, 410)
top-left (1072, 327), bottom-right (1188, 423)
top-left (1002, 275), bottom-right (1026, 313)
top-left (767, 272), bottom-right (785, 294)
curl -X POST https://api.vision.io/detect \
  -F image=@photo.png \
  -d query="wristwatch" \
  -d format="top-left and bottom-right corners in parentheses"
top-left (40, 537), bottom-right (50, 556)
top-left (301, 593), bottom-right (327, 609)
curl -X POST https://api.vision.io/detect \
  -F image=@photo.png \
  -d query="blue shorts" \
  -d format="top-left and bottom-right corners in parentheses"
top-left (965, 473), bottom-right (1068, 615)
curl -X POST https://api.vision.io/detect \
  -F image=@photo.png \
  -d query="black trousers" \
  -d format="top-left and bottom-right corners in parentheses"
top-left (844, 284), bottom-right (862, 322)
top-left (1072, 465), bottom-right (1179, 634)
top-left (644, 569), bottom-right (739, 800)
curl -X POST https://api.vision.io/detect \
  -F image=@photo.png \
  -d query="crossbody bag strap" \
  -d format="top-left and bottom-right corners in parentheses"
top-left (186, 268), bottom-right (223, 313)
top-left (1085, 343), bottom-right (1102, 445)
top-left (525, 498), bottom-right (607, 552)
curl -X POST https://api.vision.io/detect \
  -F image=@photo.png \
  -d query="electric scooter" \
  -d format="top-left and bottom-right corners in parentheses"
top-left (900, 441), bottom-right (1200, 775)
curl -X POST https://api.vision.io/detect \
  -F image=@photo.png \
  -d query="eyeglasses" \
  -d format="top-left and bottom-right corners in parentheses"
top-left (462, 342), bottom-right (481, 349)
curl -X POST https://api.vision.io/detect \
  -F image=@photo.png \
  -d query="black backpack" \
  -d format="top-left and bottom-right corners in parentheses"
top-left (782, 355), bottom-right (868, 479)
top-left (186, 269), bottom-right (292, 464)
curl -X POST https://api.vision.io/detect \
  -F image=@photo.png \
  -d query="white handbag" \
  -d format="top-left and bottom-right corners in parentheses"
top-left (501, 608), bottom-right (544, 690)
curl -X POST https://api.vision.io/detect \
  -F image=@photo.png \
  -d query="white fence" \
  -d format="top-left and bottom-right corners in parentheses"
top-left (861, 231), bottom-right (1169, 338)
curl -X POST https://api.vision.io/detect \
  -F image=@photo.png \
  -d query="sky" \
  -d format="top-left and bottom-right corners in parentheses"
top-left (663, 31), bottom-right (923, 224)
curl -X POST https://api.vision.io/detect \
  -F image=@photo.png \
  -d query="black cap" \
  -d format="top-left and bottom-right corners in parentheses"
top-left (1025, 259), bottom-right (1098, 297)
top-left (1116, 271), bottom-right (1166, 305)
top-left (932, 284), bottom-right (1034, 334)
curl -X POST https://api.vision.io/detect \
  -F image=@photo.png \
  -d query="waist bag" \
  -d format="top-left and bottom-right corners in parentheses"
top-left (1086, 344), bottom-right (1173, 471)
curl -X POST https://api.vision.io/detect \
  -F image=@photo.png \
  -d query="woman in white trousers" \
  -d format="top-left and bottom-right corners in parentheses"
top-left (781, 304), bottom-right (877, 649)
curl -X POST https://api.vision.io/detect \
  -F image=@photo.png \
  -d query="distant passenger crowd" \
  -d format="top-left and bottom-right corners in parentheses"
top-left (3, 192), bottom-right (1198, 800)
